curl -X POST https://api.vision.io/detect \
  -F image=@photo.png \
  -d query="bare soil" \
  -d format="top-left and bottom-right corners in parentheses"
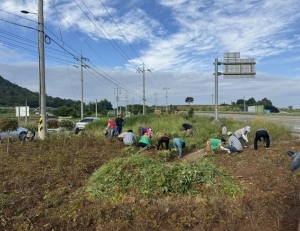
top-left (1, 135), bottom-right (300, 231)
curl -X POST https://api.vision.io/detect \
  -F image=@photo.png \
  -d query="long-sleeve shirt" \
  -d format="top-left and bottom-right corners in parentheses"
top-left (172, 138), bottom-right (185, 157)
top-left (229, 135), bottom-right (243, 151)
top-left (123, 132), bottom-right (137, 145)
top-left (234, 127), bottom-right (248, 141)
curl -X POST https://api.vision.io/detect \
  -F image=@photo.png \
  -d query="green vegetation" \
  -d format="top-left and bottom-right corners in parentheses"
top-left (87, 155), bottom-right (243, 200)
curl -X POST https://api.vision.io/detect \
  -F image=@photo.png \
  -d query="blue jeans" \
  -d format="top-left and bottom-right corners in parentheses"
top-left (227, 145), bottom-right (238, 153)
top-left (109, 127), bottom-right (118, 138)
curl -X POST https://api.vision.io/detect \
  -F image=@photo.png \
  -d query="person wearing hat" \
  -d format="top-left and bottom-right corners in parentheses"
top-left (137, 132), bottom-right (151, 148)
top-left (254, 128), bottom-right (270, 150)
top-left (227, 132), bottom-right (243, 153)
top-left (221, 124), bottom-right (227, 138)
top-left (234, 126), bottom-right (250, 148)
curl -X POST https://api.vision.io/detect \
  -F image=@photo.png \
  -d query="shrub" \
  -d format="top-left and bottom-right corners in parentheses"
top-left (0, 118), bottom-right (18, 132)
top-left (59, 120), bottom-right (75, 130)
top-left (157, 149), bottom-right (177, 162)
top-left (47, 119), bottom-right (59, 129)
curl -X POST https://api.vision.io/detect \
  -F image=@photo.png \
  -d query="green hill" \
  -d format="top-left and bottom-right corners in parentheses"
top-left (0, 75), bottom-right (80, 108)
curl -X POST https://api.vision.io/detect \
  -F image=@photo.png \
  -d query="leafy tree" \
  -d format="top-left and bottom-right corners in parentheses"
top-left (188, 107), bottom-right (194, 118)
top-left (256, 97), bottom-right (273, 106)
top-left (236, 99), bottom-right (244, 105)
top-left (0, 118), bottom-right (18, 132)
top-left (52, 106), bottom-right (78, 117)
top-left (98, 99), bottom-right (113, 111)
top-left (185, 97), bottom-right (194, 105)
top-left (246, 97), bottom-right (256, 105)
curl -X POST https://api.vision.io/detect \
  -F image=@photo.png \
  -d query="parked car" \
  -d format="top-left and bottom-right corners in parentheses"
top-left (75, 117), bottom-right (100, 134)
top-left (0, 127), bottom-right (28, 142)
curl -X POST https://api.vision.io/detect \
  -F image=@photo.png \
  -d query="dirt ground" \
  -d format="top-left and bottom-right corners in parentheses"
top-left (1, 135), bottom-right (300, 231)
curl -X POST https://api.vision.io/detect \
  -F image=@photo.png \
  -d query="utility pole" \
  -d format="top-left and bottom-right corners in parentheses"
top-left (95, 98), bottom-right (97, 118)
top-left (244, 96), bottom-right (246, 112)
top-left (132, 97), bottom-right (134, 112)
top-left (154, 92), bottom-right (158, 110)
top-left (80, 50), bottom-right (89, 118)
top-left (38, 0), bottom-right (46, 139)
top-left (115, 85), bottom-right (121, 115)
top-left (212, 94), bottom-right (213, 109)
top-left (163, 85), bottom-right (169, 113)
top-left (138, 63), bottom-right (151, 115)
top-left (125, 91), bottom-right (128, 116)
top-left (21, 1), bottom-right (46, 139)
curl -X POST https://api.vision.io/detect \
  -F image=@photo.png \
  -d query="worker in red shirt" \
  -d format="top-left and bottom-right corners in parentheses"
top-left (106, 118), bottom-right (118, 139)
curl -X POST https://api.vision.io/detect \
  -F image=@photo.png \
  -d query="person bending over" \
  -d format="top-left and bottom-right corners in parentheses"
top-left (254, 128), bottom-right (270, 150)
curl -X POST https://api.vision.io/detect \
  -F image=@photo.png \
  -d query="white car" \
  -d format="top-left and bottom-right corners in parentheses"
top-left (0, 127), bottom-right (28, 141)
top-left (75, 117), bottom-right (100, 134)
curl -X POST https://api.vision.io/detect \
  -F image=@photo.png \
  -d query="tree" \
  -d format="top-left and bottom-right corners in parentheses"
top-left (236, 99), bottom-right (244, 105)
top-left (246, 97), bottom-right (256, 105)
top-left (185, 97), bottom-right (194, 105)
top-left (256, 97), bottom-right (273, 106)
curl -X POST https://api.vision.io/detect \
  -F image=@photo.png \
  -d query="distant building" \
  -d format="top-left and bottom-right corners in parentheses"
top-left (247, 105), bottom-right (279, 113)
top-left (33, 107), bottom-right (53, 113)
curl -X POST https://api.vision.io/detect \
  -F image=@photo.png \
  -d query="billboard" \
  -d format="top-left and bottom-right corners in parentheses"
top-left (222, 52), bottom-right (256, 78)
top-left (15, 106), bottom-right (30, 117)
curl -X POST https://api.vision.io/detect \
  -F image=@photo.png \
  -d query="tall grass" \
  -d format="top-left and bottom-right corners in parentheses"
top-left (113, 114), bottom-right (293, 151)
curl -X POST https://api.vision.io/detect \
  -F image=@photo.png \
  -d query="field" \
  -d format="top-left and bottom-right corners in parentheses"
top-left (1, 114), bottom-right (300, 231)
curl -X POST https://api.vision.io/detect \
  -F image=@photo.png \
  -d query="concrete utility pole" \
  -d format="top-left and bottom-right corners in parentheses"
top-left (115, 85), bottom-right (121, 115)
top-left (80, 50), bottom-right (89, 118)
top-left (138, 63), bottom-right (151, 115)
top-left (125, 91), bottom-right (128, 116)
top-left (163, 85), bottom-right (169, 113)
top-left (214, 58), bottom-right (221, 121)
top-left (154, 92), bottom-right (158, 110)
top-left (21, 1), bottom-right (47, 139)
top-left (38, 0), bottom-right (47, 139)
top-left (95, 98), bottom-right (97, 118)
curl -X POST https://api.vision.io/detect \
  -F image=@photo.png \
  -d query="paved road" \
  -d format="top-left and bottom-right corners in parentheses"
top-left (195, 112), bottom-right (300, 133)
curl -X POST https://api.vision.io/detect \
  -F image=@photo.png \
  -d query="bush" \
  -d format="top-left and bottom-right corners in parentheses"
top-left (0, 118), bottom-right (18, 132)
top-left (47, 119), bottom-right (59, 129)
top-left (157, 149), bottom-right (178, 162)
top-left (59, 120), bottom-right (75, 130)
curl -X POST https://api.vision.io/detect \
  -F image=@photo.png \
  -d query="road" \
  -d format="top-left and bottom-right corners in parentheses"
top-left (195, 112), bottom-right (300, 133)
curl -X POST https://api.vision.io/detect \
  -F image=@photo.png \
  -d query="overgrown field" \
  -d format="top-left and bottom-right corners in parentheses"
top-left (1, 115), bottom-right (300, 231)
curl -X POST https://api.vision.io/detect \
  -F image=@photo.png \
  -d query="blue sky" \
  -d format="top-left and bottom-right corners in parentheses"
top-left (0, 0), bottom-right (300, 109)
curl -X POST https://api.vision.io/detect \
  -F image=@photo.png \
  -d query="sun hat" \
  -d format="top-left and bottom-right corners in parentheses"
top-left (227, 132), bottom-right (232, 136)
top-left (245, 126), bottom-right (251, 132)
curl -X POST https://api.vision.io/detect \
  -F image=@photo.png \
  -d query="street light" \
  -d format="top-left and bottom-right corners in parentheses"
top-left (21, 0), bottom-right (47, 139)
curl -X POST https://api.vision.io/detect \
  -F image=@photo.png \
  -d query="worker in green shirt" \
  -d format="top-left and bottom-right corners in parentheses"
top-left (138, 132), bottom-right (151, 148)
top-left (205, 138), bottom-right (230, 156)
